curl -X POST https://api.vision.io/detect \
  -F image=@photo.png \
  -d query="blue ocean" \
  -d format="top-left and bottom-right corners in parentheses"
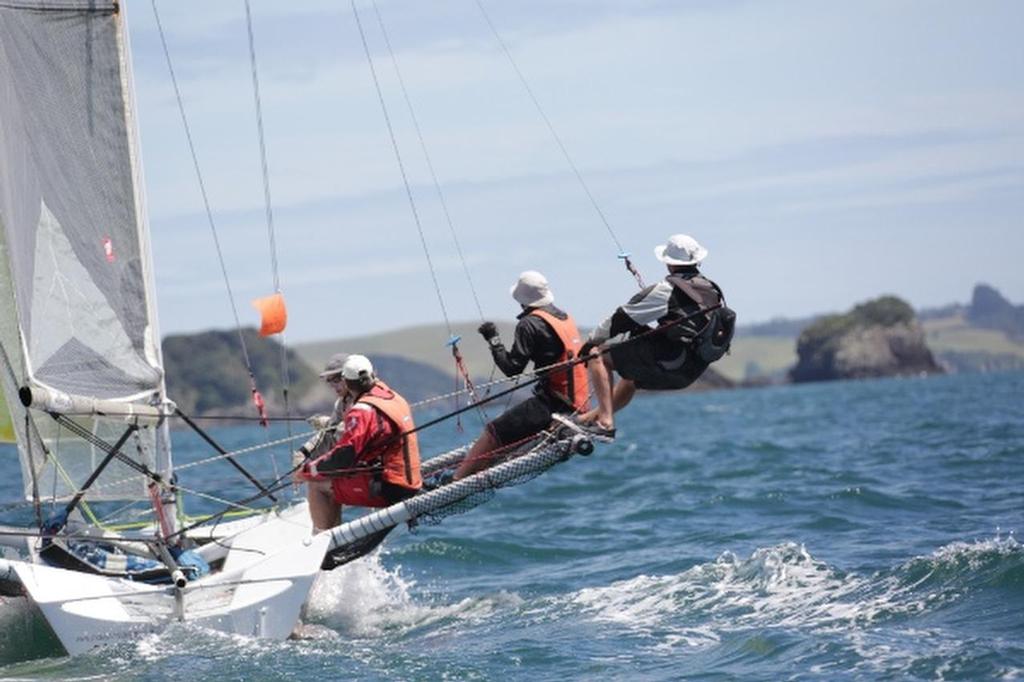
top-left (2, 370), bottom-right (1022, 679)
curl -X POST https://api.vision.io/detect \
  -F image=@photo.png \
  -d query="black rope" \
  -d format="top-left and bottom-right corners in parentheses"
top-left (45, 423), bottom-right (138, 534)
top-left (51, 415), bottom-right (154, 479)
top-left (174, 408), bottom-right (277, 502)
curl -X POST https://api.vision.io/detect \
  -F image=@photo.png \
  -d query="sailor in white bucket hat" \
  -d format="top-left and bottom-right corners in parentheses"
top-left (578, 234), bottom-right (734, 421)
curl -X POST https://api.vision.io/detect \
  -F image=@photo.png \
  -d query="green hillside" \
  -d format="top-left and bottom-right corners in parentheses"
top-left (714, 336), bottom-right (797, 382)
top-left (923, 314), bottom-right (1024, 356)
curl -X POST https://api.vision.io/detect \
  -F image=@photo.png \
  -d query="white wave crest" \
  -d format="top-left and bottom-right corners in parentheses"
top-left (304, 551), bottom-right (524, 639)
top-left (927, 533), bottom-right (1019, 568)
top-left (569, 536), bottom-right (1020, 674)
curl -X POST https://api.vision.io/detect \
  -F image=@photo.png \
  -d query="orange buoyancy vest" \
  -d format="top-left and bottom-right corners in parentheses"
top-left (528, 309), bottom-right (591, 412)
top-left (356, 381), bottom-right (422, 491)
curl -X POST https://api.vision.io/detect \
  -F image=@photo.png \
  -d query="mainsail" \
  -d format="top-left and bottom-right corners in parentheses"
top-left (0, 1), bottom-right (170, 503)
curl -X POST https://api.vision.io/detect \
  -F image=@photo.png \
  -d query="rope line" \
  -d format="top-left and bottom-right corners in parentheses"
top-left (473, 0), bottom-right (623, 254)
top-left (242, 0), bottom-right (294, 450)
top-left (472, 0), bottom-right (644, 287)
top-left (150, 0), bottom-right (256, 377)
top-left (243, 0), bottom-right (280, 294)
top-left (371, 0), bottom-right (485, 321)
top-left (350, 0), bottom-right (454, 338)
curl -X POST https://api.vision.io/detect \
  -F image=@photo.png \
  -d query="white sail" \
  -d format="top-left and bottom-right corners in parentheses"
top-left (0, 1), bottom-right (170, 502)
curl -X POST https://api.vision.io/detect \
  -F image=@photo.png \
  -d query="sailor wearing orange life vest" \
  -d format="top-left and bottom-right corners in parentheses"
top-left (299, 354), bottom-right (421, 532)
top-left (452, 271), bottom-right (615, 481)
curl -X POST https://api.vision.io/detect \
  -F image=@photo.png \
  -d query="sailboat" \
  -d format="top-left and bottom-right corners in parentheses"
top-left (0, 2), bottom-right (601, 655)
top-left (0, 0), bottom-right (337, 654)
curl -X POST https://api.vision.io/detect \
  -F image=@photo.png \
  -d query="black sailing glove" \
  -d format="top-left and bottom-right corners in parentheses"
top-left (478, 321), bottom-right (498, 341)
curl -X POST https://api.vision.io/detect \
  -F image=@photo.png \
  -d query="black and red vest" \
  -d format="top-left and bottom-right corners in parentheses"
top-left (331, 381), bottom-right (421, 507)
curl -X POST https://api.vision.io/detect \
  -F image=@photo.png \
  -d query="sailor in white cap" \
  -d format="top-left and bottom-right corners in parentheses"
top-left (296, 353), bottom-right (422, 532)
top-left (579, 234), bottom-right (734, 419)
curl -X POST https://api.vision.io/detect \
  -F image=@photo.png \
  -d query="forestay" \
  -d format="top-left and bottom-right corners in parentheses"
top-left (0, 1), bottom-right (170, 503)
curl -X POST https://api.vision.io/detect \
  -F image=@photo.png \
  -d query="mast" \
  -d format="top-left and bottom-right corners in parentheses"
top-left (116, 0), bottom-right (178, 532)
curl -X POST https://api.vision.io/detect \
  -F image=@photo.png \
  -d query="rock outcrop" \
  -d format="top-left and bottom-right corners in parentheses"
top-left (790, 296), bottom-right (942, 382)
top-left (967, 284), bottom-right (1024, 341)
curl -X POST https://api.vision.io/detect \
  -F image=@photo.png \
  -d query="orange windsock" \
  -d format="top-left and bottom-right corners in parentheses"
top-left (252, 292), bottom-right (288, 337)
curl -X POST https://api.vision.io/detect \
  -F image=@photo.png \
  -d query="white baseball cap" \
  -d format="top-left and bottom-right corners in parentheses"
top-left (654, 234), bottom-right (708, 266)
top-left (509, 270), bottom-right (554, 307)
top-left (340, 354), bottom-right (374, 381)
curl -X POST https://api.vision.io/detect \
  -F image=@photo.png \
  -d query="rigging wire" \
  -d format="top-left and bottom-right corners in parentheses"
top-left (242, 0), bottom-right (290, 476)
top-left (350, 0), bottom-right (454, 339)
top-left (151, 0), bottom-right (268, 425)
top-left (369, 0), bottom-right (491, 424)
top-left (351, 0), bottom-right (490, 428)
top-left (472, 0), bottom-right (645, 288)
top-left (370, 0), bottom-right (485, 322)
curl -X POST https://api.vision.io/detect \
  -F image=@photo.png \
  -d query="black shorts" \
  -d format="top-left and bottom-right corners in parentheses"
top-left (381, 480), bottom-right (418, 504)
top-left (487, 395), bottom-right (562, 447)
top-left (610, 335), bottom-right (708, 390)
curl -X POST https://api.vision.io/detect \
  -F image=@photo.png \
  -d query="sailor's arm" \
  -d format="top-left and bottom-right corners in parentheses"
top-left (588, 283), bottom-right (673, 344)
top-left (482, 319), bottom-right (534, 377)
top-left (304, 404), bottom-right (375, 476)
top-left (293, 397), bottom-right (350, 475)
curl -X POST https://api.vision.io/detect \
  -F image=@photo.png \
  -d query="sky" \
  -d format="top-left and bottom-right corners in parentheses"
top-left (125, 0), bottom-right (1024, 348)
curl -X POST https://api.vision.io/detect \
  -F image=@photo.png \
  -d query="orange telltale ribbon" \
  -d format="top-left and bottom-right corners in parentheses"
top-left (252, 292), bottom-right (288, 337)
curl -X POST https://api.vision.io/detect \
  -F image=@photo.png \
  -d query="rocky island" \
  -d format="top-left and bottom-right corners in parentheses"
top-left (790, 296), bottom-right (942, 382)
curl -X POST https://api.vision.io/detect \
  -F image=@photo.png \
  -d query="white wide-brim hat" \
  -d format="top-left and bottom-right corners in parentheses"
top-left (654, 234), bottom-right (708, 266)
top-left (510, 270), bottom-right (554, 307)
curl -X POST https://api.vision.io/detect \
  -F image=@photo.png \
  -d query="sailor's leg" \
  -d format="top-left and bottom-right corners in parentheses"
top-left (454, 428), bottom-right (500, 480)
top-left (307, 479), bottom-right (342, 531)
top-left (581, 352), bottom-right (616, 423)
top-left (584, 350), bottom-right (615, 429)
top-left (612, 378), bottom-right (637, 411)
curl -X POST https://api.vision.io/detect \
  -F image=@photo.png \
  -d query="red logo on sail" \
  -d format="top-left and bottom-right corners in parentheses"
top-left (102, 236), bottom-right (115, 263)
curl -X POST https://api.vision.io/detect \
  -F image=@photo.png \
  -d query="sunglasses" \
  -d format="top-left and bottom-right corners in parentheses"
top-left (325, 374), bottom-right (345, 385)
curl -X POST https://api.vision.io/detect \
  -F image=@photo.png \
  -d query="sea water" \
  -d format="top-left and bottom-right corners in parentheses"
top-left (1, 371), bottom-right (1022, 679)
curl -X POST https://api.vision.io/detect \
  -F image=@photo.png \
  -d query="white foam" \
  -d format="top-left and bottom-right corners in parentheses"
top-left (305, 551), bottom-right (418, 636)
top-left (304, 550), bottom-right (525, 639)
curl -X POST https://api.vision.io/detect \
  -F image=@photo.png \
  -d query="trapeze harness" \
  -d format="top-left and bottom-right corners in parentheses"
top-left (659, 273), bottom-right (731, 362)
top-left (331, 381), bottom-right (422, 507)
top-left (529, 309), bottom-right (591, 413)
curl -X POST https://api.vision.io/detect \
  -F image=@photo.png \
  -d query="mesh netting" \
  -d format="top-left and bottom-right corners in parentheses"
top-left (413, 434), bottom-right (567, 526)
top-left (322, 430), bottom-right (593, 569)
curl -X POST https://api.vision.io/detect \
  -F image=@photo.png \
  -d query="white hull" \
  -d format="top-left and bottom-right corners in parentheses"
top-left (1, 504), bottom-right (327, 656)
